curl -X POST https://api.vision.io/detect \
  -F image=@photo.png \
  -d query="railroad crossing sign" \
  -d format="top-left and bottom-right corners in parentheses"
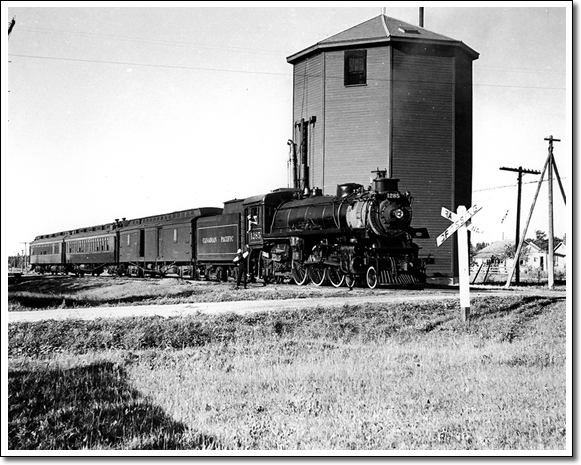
top-left (437, 205), bottom-right (482, 322)
top-left (437, 204), bottom-right (482, 247)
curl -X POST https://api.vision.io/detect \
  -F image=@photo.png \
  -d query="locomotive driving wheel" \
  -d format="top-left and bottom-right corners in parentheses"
top-left (326, 267), bottom-right (345, 288)
top-left (345, 274), bottom-right (356, 289)
top-left (308, 265), bottom-right (326, 287)
top-left (366, 266), bottom-right (379, 289)
top-left (292, 261), bottom-right (309, 286)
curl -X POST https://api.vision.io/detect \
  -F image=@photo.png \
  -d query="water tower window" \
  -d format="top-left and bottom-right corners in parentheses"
top-left (344, 50), bottom-right (367, 86)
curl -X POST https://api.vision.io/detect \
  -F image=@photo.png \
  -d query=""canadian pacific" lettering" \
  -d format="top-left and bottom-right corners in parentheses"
top-left (202, 236), bottom-right (234, 244)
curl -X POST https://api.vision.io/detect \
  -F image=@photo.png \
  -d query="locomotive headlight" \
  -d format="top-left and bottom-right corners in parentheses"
top-left (393, 209), bottom-right (404, 219)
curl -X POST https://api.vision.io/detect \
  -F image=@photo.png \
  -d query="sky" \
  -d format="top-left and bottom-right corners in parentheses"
top-left (2, 2), bottom-right (572, 258)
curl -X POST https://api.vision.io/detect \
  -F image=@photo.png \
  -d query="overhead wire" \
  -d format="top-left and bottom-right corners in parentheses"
top-left (8, 53), bottom-right (291, 76)
top-left (16, 24), bottom-right (287, 56)
top-left (16, 25), bottom-right (567, 76)
top-left (473, 177), bottom-right (567, 193)
top-left (9, 24), bottom-right (565, 89)
top-left (7, 53), bottom-right (566, 91)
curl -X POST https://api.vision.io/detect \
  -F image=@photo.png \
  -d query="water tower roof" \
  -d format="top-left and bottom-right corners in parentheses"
top-left (287, 15), bottom-right (479, 63)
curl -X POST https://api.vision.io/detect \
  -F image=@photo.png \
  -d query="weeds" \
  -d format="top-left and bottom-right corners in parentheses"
top-left (8, 295), bottom-right (567, 450)
top-left (8, 276), bottom-right (436, 312)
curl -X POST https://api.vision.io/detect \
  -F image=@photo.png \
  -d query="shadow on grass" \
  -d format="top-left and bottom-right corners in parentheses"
top-left (9, 276), bottom-right (121, 294)
top-left (8, 291), bottom-right (196, 310)
top-left (473, 295), bottom-right (561, 319)
top-left (8, 361), bottom-right (222, 450)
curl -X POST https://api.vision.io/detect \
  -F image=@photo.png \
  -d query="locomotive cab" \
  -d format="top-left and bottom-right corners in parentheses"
top-left (243, 188), bottom-right (299, 282)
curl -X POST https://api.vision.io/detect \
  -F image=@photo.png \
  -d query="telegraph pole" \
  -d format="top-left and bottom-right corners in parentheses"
top-left (20, 242), bottom-right (28, 272)
top-left (8, 17), bottom-right (15, 39)
top-left (544, 135), bottom-right (561, 289)
top-left (505, 136), bottom-right (565, 289)
top-left (499, 166), bottom-right (540, 284)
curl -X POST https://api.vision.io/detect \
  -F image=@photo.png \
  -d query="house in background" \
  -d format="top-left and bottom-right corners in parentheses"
top-left (554, 242), bottom-right (567, 273)
top-left (472, 239), bottom-right (516, 272)
top-left (524, 241), bottom-right (547, 271)
top-left (472, 239), bottom-right (565, 274)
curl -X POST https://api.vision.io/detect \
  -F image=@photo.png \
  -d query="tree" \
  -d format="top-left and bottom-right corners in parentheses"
top-left (531, 230), bottom-right (549, 251)
top-left (469, 241), bottom-right (489, 267)
top-left (474, 242), bottom-right (489, 253)
top-left (502, 244), bottom-right (515, 260)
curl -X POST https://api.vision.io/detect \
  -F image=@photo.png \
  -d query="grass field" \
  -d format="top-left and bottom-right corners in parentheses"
top-left (7, 281), bottom-right (568, 451)
top-left (8, 276), bottom-right (416, 311)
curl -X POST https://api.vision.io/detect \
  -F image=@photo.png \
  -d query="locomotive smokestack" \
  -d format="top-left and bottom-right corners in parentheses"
top-left (371, 168), bottom-right (399, 193)
top-left (419, 7), bottom-right (424, 27)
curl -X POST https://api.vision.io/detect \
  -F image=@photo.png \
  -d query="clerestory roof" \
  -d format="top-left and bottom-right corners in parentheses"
top-left (287, 15), bottom-right (479, 63)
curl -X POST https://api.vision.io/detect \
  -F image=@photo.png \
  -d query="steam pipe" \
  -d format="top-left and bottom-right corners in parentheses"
top-left (287, 139), bottom-right (298, 189)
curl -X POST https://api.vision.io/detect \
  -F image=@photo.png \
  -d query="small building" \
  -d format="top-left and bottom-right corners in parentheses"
top-left (472, 239), bottom-right (515, 272)
top-left (286, 14), bottom-right (479, 280)
top-left (554, 242), bottom-right (566, 273)
top-left (472, 239), bottom-right (555, 272)
top-left (524, 241), bottom-right (547, 271)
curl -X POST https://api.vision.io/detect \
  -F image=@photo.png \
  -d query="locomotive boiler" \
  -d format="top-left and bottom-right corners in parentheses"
top-left (261, 170), bottom-right (431, 288)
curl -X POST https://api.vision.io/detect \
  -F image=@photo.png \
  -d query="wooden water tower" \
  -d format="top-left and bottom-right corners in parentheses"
top-left (287, 15), bottom-right (479, 280)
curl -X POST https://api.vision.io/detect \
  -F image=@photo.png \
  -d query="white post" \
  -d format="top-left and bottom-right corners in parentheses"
top-left (456, 206), bottom-right (471, 321)
top-left (438, 204), bottom-right (481, 323)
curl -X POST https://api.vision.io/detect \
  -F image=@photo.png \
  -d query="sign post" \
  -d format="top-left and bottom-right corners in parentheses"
top-left (437, 205), bottom-right (482, 322)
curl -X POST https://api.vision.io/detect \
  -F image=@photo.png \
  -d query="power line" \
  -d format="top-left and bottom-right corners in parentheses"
top-left (16, 24), bottom-right (287, 56)
top-left (8, 53), bottom-right (566, 91)
top-left (475, 64), bottom-right (566, 76)
top-left (16, 25), bottom-right (567, 78)
top-left (8, 53), bottom-right (291, 76)
top-left (474, 176), bottom-right (566, 193)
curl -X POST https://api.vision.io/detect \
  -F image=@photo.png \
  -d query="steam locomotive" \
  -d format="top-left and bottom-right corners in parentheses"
top-left (30, 169), bottom-right (431, 288)
top-left (261, 170), bottom-right (431, 288)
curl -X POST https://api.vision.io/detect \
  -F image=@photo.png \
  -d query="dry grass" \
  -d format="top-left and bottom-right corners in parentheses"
top-left (8, 276), bottom-right (426, 312)
top-left (8, 295), bottom-right (567, 451)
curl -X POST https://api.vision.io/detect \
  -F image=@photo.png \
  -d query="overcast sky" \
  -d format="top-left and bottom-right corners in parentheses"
top-left (2, 2), bottom-right (572, 257)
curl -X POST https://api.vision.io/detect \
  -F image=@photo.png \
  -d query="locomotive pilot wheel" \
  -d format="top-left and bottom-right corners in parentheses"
top-left (366, 266), bottom-right (379, 289)
top-left (326, 267), bottom-right (345, 288)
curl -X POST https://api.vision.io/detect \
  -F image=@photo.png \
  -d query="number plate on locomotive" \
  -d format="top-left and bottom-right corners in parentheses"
top-left (249, 230), bottom-right (262, 242)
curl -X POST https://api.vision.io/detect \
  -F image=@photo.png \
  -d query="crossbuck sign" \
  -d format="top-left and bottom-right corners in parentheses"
top-left (437, 205), bottom-right (482, 247)
top-left (437, 205), bottom-right (482, 322)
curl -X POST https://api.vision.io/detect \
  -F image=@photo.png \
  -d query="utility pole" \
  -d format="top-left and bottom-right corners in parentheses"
top-left (8, 17), bottom-right (15, 39)
top-left (545, 135), bottom-right (561, 289)
top-left (505, 136), bottom-right (565, 289)
top-left (20, 242), bottom-right (28, 272)
top-left (499, 166), bottom-right (540, 284)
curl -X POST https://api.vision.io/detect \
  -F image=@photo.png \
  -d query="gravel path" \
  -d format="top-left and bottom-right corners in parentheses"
top-left (7, 288), bottom-right (566, 323)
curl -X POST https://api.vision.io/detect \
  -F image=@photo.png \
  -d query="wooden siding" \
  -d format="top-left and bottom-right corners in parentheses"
top-left (454, 54), bottom-right (474, 210)
top-left (390, 45), bottom-right (456, 277)
top-left (323, 47), bottom-right (391, 194)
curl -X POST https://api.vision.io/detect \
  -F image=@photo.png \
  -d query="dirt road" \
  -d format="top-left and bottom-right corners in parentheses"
top-left (7, 287), bottom-right (566, 323)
